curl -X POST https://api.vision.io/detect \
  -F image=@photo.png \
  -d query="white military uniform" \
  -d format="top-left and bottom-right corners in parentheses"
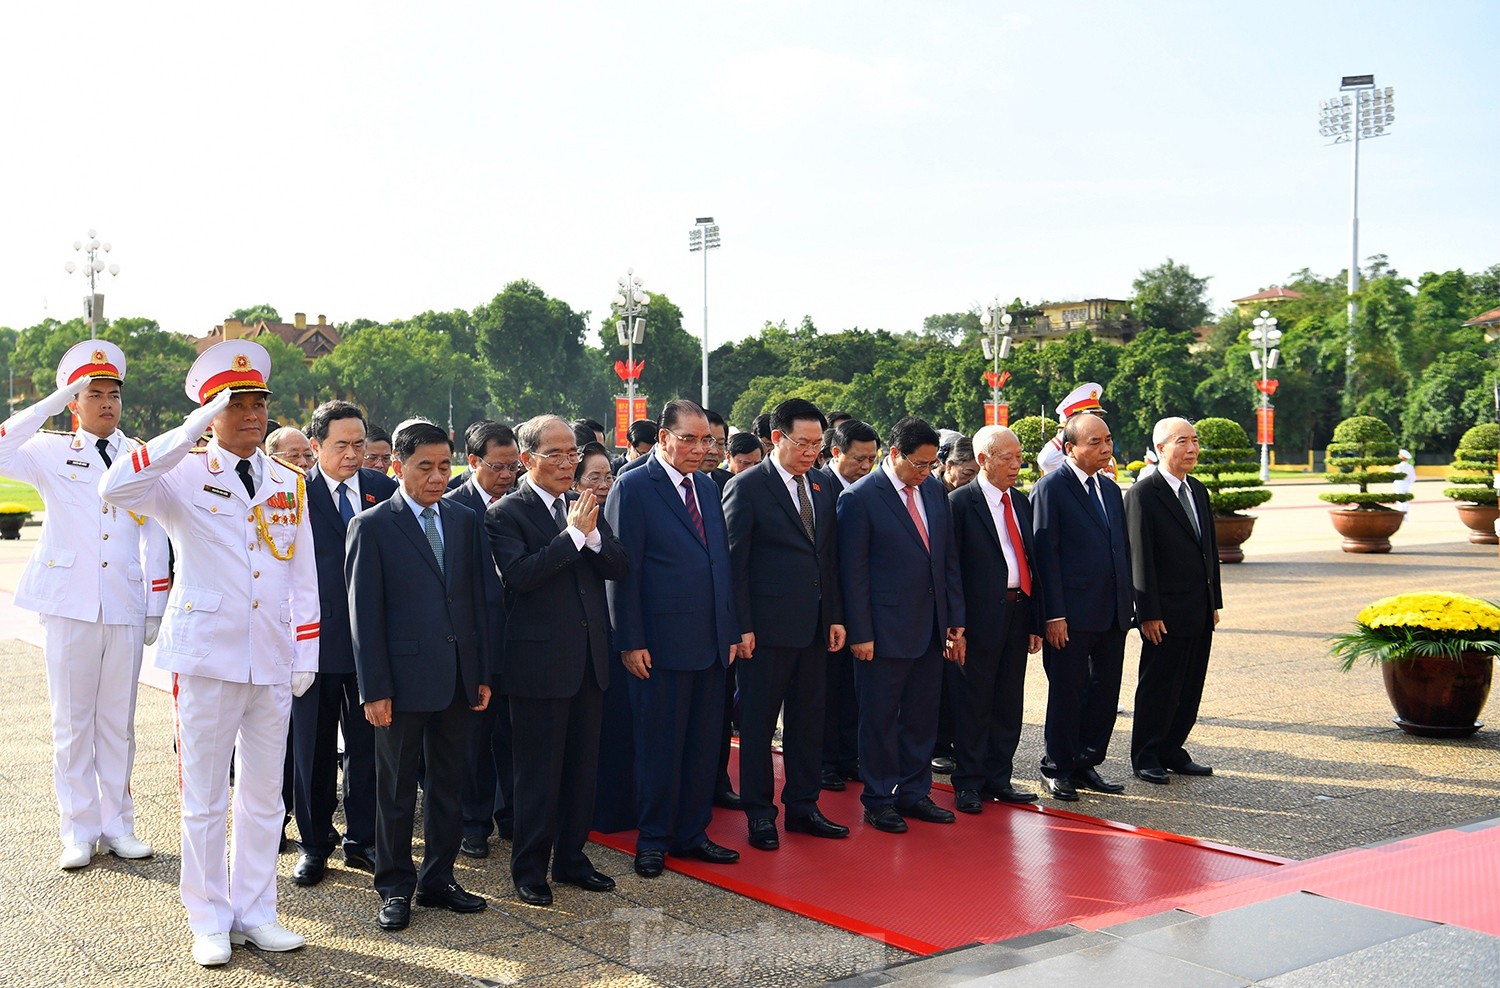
top-left (100, 361), bottom-right (319, 939)
top-left (0, 396), bottom-right (168, 850)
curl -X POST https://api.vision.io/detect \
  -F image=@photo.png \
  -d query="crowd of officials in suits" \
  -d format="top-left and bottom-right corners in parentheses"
top-left (3, 339), bottom-right (1223, 967)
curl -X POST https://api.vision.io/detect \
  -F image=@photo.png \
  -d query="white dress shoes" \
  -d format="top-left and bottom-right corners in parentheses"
top-left (99, 833), bottom-right (154, 859)
top-left (58, 841), bottom-right (94, 870)
top-left (230, 922), bottom-right (306, 952)
top-left (192, 932), bottom-right (232, 967)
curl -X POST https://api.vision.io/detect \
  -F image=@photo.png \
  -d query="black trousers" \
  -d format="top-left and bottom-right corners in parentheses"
top-left (372, 690), bottom-right (470, 900)
top-left (949, 598), bottom-right (1031, 792)
top-left (628, 664), bottom-right (723, 853)
top-left (738, 640), bottom-right (827, 821)
top-left (592, 651), bottom-right (637, 833)
top-left (1131, 627), bottom-right (1213, 771)
top-left (1040, 627), bottom-right (1126, 779)
top-left (715, 664), bottom-right (737, 797)
top-left (291, 670), bottom-right (376, 853)
top-left (508, 666), bottom-right (604, 887)
top-left (821, 648), bottom-right (859, 775)
top-left (854, 635), bottom-right (944, 810)
top-left (461, 688), bottom-right (514, 842)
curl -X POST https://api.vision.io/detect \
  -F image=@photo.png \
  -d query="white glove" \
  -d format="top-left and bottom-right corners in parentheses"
top-left (38, 382), bottom-right (81, 417)
top-left (290, 672), bottom-right (316, 697)
top-left (143, 616), bottom-right (161, 645)
top-left (182, 387), bottom-right (234, 442)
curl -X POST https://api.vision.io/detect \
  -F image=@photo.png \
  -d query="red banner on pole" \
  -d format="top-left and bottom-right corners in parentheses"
top-left (983, 402), bottom-right (1009, 427)
top-left (615, 395), bottom-right (649, 447)
top-left (1256, 406), bottom-right (1274, 445)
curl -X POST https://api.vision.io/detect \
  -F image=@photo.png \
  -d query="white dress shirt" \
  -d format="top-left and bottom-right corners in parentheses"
top-left (882, 458), bottom-right (928, 532)
top-left (399, 488), bottom-right (443, 544)
top-left (656, 449), bottom-right (695, 507)
top-left (769, 455), bottom-right (814, 528)
top-left (977, 474), bottom-right (1022, 589)
top-left (1065, 458), bottom-right (1108, 518)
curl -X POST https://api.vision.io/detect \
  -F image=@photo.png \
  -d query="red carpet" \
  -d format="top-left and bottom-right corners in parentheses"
top-left (590, 747), bottom-right (1284, 953)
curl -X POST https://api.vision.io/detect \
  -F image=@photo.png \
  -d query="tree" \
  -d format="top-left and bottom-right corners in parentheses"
top-left (312, 325), bottom-right (477, 432)
top-left (253, 334), bottom-right (327, 426)
top-left (96, 318), bottom-right (197, 435)
top-left (1132, 258), bottom-right (1212, 335)
top-left (473, 280), bottom-right (592, 421)
top-left (596, 291), bottom-right (703, 413)
top-left (922, 310), bottom-right (981, 344)
top-left (228, 304), bottom-right (281, 324)
top-left (1401, 351), bottom-right (1496, 451)
top-left (728, 375), bottom-right (846, 428)
top-left (1107, 328), bottom-right (1197, 455)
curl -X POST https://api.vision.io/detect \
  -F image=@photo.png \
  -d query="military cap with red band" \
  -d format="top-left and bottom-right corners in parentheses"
top-left (57, 340), bottom-right (127, 389)
top-left (185, 340), bottom-right (274, 404)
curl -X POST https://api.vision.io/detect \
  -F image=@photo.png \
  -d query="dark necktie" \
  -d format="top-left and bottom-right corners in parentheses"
top-left (236, 459), bottom-right (255, 499)
top-left (1085, 475), bottom-right (1107, 527)
top-left (553, 496), bottom-right (569, 533)
top-left (95, 437), bottom-right (112, 468)
top-left (1001, 490), bottom-right (1033, 596)
top-left (421, 506), bottom-right (444, 576)
top-left (681, 478), bottom-right (706, 544)
top-left (795, 474), bottom-right (815, 542)
top-left (336, 482), bottom-right (355, 527)
top-left (1177, 480), bottom-right (1201, 540)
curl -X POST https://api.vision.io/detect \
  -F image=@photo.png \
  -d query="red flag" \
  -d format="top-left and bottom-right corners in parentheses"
top-left (1255, 379), bottom-right (1279, 396)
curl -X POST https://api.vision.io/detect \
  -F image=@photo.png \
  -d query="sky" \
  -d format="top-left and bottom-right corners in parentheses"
top-left (1, 1), bottom-right (1495, 351)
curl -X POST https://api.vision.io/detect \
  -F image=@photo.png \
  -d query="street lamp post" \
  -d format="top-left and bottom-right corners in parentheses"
top-left (687, 218), bottom-right (720, 409)
top-left (63, 229), bottom-right (120, 338)
top-left (1248, 309), bottom-right (1283, 482)
top-left (612, 269), bottom-right (650, 408)
top-left (979, 298), bottom-right (1014, 420)
top-left (1319, 75), bottom-right (1394, 410)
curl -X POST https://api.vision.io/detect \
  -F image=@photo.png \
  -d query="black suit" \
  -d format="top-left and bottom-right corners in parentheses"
top-left (1030, 464), bottom-right (1133, 780)
top-left (487, 480), bottom-right (627, 886)
top-left (1124, 471), bottom-right (1222, 773)
top-left (818, 468), bottom-right (859, 778)
top-left (347, 492), bottom-right (496, 901)
top-left (723, 458), bottom-right (842, 822)
top-left (291, 467), bottom-right (396, 856)
top-left (948, 478), bottom-right (1044, 792)
top-left (443, 477), bottom-right (516, 845)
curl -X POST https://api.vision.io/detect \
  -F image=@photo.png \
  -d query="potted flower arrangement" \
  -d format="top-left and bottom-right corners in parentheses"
top-left (1329, 591), bottom-right (1500, 738)
top-left (1193, 417), bottom-right (1273, 563)
top-left (1442, 423), bottom-right (1499, 545)
top-left (1319, 415), bottom-right (1413, 553)
top-left (1009, 415), bottom-right (1057, 492)
top-left (0, 502), bottom-right (32, 540)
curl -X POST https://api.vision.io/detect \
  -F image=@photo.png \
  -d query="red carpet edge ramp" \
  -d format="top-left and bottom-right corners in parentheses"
top-left (591, 747), bottom-right (1285, 954)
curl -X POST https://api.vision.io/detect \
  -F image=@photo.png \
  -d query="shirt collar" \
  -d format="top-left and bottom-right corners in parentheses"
top-left (655, 449), bottom-right (689, 490)
top-left (976, 473), bottom-right (1010, 507)
top-left (881, 457), bottom-right (909, 492)
top-left (399, 488), bottom-right (438, 519)
top-left (1065, 458), bottom-right (1098, 487)
top-left (769, 453), bottom-right (802, 491)
top-left (1159, 468), bottom-right (1188, 493)
top-left (315, 466), bottom-right (361, 500)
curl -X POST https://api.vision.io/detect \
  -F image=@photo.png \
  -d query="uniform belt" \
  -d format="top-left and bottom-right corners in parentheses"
top-left (1005, 589), bottom-right (1026, 602)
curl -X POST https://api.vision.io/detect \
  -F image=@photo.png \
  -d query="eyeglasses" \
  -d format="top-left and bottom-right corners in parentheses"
top-left (479, 457), bottom-right (522, 474)
top-left (778, 434), bottom-right (820, 451)
top-left (364, 452), bottom-right (393, 465)
top-left (531, 448), bottom-right (579, 464)
top-left (667, 433), bottom-right (716, 449)
top-left (902, 455), bottom-right (940, 472)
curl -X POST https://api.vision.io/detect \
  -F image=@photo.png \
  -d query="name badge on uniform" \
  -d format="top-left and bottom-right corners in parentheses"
top-left (203, 485), bottom-right (233, 498)
top-left (67, 459), bottom-right (90, 468)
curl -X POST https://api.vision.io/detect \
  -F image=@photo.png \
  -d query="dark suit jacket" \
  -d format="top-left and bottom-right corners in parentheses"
top-left (837, 467), bottom-right (964, 658)
top-left (347, 493), bottom-right (493, 712)
top-left (618, 452), bottom-right (650, 476)
top-left (604, 454), bottom-right (740, 669)
top-left (1123, 471), bottom-right (1222, 636)
top-left (949, 479), bottom-right (1043, 648)
top-left (442, 477), bottom-right (510, 686)
top-left (307, 467), bottom-right (398, 675)
top-left (708, 467), bottom-right (733, 494)
top-left (723, 457), bottom-right (841, 650)
top-left (485, 479), bottom-right (628, 698)
top-left (1030, 464), bottom-right (1133, 633)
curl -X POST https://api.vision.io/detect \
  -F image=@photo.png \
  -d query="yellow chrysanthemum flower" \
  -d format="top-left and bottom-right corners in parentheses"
top-left (1357, 592), bottom-right (1500, 633)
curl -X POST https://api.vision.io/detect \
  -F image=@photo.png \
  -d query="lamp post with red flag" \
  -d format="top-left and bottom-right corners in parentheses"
top-left (612, 269), bottom-right (650, 446)
top-left (1249, 309), bottom-right (1283, 482)
top-left (979, 299), bottom-right (1014, 426)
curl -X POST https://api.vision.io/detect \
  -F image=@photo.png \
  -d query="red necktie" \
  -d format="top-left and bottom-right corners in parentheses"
top-left (903, 484), bottom-right (930, 552)
top-left (681, 477), bottom-right (706, 544)
top-left (1001, 490), bottom-right (1032, 597)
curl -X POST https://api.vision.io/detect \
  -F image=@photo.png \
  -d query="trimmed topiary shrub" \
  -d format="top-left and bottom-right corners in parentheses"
top-left (1011, 415), bottom-right (1057, 491)
top-left (1194, 417), bottom-right (1273, 516)
top-left (1443, 423), bottom-right (1499, 506)
top-left (1319, 415), bottom-right (1413, 510)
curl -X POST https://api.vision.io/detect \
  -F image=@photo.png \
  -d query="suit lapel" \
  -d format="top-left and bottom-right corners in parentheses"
top-left (1062, 467), bottom-right (1110, 534)
top-left (968, 481), bottom-right (1004, 554)
top-left (390, 494), bottom-right (445, 583)
top-left (521, 478), bottom-right (565, 535)
top-left (1152, 473), bottom-right (1199, 540)
top-left (872, 469), bottom-right (928, 553)
top-left (760, 459), bottom-right (812, 543)
top-left (648, 456), bottom-right (708, 551)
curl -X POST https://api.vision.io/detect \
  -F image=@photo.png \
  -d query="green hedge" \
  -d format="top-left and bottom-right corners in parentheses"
top-left (1319, 415), bottom-right (1412, 509)
top-left (1011, 415), bottom-right (1057, 491)
top-left (1193, 417), bottom-right (1272, 516)
top-left (1443, 423), bottom-right (1499, 506)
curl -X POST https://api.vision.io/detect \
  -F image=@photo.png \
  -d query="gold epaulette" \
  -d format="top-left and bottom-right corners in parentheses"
top-left (189, 446), bottom-right (208, 454)
top-left (40, 429), bottom-right (72, 436)
top-left (270, 454), bottom-right (305, 475)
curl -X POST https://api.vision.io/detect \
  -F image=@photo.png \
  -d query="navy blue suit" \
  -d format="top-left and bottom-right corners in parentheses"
top-left (442, 476), bottom-right (516, 845)
top-left (604, 454), bottom-right (741, 853)
top-left (291, 467), bottom-right (396, 857)
top-left (1030, 463), bottom-right (1133, 780)
top-left (837, 466), bottom-right (964, 810)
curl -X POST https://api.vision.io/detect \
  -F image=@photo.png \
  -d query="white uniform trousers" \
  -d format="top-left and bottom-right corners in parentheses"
top-left (173, 673), bottom-right (291, 936)
top-left (39, 614), bottom-right (145, 847)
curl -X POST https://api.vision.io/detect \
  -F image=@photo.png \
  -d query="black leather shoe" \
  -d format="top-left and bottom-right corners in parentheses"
top-left (497, 822), bottom-right (515, 842)
top-left (343, 844), bottom-right (376, 872)
top-left (784, 809), bottom-right (849, 839)
top-left (837, 766), bottom-right (861, 782)
top-left (1071, 767), bottom-right (1126, 794)
top-left (1135, 767), bottom-right (1170, 785)
top-left (982, 784), bottom-right (1038, 804)
top-left (747, 818), bottom-right (779, 851)
top-left (377, 896), bottom-right (410, 931)
top-left (515, 882), bottom-right (553, 906)
top-left (559, 870), bottom-right (616, 893)
top-left (676, 839), bottom-right (740, 864)
top-left (954, 789), bottom-right (982, 814)
top-left (414, 882), bottom-right (486, 913)
top-left (293, 851), bottom-right (326, 887)
top-left (459, 836), bottom-right (489, 859)
top-left (896, 796), bottom-right (956, 824)
top-left (863, 806), bottom-right (908, 833)
top-left (634, 849), bottom-right (665, 878)
top-left (712, 789), bottom-right (743, 811)
top-left (1042, 776), bottom-right (1080, 801)
top-left (930, 756), bottom-right (957, 775)
top-left (1168, 760), bottom-right (1214, 776)
top-left (820, 770), bottom-right (847, 792)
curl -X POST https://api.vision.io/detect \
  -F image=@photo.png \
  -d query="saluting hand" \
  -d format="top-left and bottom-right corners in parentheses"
top-left (567, 488), bottom-right (598, 535)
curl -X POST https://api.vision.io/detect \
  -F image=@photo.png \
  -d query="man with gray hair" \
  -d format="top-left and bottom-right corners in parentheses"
top-left (947, 426), bottom-right (1044, 812)
top-left (1123, 417), bottom-right (1220, 785)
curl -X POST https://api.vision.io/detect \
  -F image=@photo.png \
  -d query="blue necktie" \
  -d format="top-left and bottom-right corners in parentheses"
top-left (421, 506), bottom-right (444, 577)
top-left (336, 482), bottom-right (355, 527)
top-left (1085, 475), bottom-right (1108, 527)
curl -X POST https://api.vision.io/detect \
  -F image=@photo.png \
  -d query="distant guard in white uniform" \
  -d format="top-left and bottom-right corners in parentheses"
top-left (1037, 383), bottom-right (1115, 481)
top-left (100, 340), bottom-right (320, 967)
top-left (0, 341), bottom-right (169, 871)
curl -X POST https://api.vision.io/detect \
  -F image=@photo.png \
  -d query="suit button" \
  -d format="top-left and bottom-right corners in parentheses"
top-left (581, 619), bottom-right (588, 627)
top-left (447, 635), bottom-right (456, 643)
top-left (102, 506), bottom-right (109, 514)
top-left (185, 603), bottom-right (193, 612)
top-left (927, 587), bottom-right (933, 595)
top-left (252, 600), bottom-right (260, 609)
top-left (101, 561), bottom-right (108, 568)
top-left (102, 534), bottom-right (109, 541)
top-left (253, 571), bottom-right (260, 579)
top-left (247, 515), bottom-right (254, 522)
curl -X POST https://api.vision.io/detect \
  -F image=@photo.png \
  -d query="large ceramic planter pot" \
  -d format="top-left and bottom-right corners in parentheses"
top-left (1213, 514), bottom-right (1256, 564)
top-left (0, 516), bottom-right (27, 541)
top-left (1454, 504), bottom-right (1500, 545)
top-left (1380, 651), bottom-right (1494, 738)
top-left (1328, 507), bottom-right (1404, 553)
